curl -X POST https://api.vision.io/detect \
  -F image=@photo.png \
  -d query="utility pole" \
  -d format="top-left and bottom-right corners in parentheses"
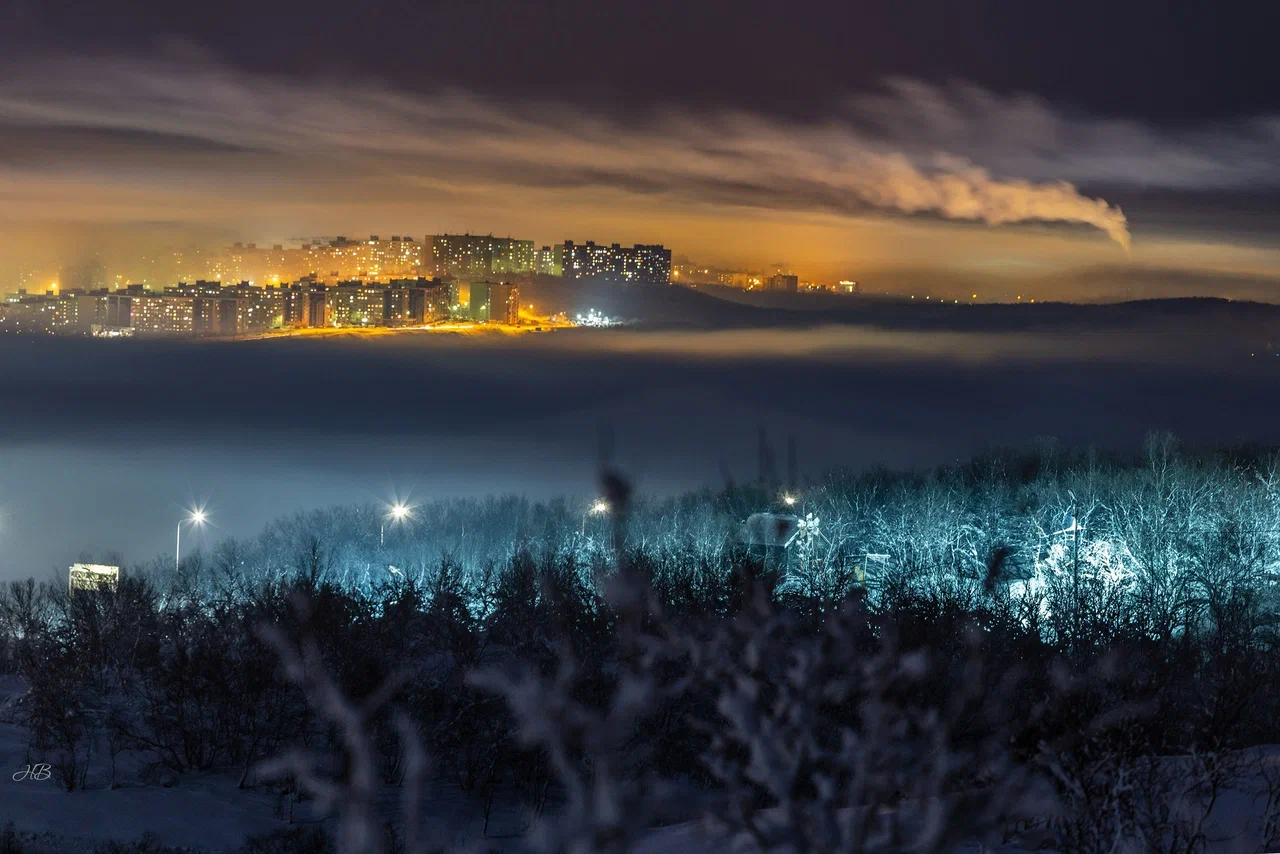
top-left (1053, 496), bottom-right (1085, 656)
top-left (786, 435), bottom-right (798, 495)
top-left (1072, 499), bottom-right (1081, 654)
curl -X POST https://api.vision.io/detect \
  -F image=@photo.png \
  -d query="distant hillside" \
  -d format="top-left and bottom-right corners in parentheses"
top-left (522, 275), bottom-right (1280, 335)
top-left (522, 276), bottom-right (776, 328)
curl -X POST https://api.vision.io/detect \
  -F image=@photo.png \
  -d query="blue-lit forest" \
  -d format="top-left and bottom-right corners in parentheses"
top-left (4, 434), bottom-right (1280, 852)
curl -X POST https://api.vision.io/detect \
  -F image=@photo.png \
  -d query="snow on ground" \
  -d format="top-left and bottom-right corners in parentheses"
top-left (0, 675), bottom-right (540, 851)
top-left (1, 673), bottom-right (1277, 853)
top-left (0, 706), bottom-right (540, 852)
top-left (1, 717), bottom-right (276, 848)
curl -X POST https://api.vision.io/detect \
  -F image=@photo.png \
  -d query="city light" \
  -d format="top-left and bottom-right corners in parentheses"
top-left (782, 493), bottom-right (798, 507)
top-left (574, 309), bottom-right (620, 328)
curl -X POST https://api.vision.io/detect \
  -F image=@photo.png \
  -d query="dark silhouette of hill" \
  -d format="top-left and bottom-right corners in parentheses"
top-left (524, 276), bottom-right (768, 328)
top-left (524, 275), bottom-right (1280, 335)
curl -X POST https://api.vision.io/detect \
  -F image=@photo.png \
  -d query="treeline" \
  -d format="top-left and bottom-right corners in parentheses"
top-left (88, 433), bottom-right (1280, 624)
top-left (1, 435), bottom-right (1280, 851)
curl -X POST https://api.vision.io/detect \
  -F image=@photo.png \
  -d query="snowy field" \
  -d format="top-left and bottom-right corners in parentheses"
top-left (3, 672), bottom-right (1279, 853)
top-left (1, 704), bottom-right (522, 851)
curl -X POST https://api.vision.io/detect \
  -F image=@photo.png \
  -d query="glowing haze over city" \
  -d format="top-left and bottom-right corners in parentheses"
top-left (2, 2), bottom-right (1280, 300)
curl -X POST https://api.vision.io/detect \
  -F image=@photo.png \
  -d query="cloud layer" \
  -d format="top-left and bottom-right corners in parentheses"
top-left (852, 79), bottom-right (1280, 192)
top-left (0, 56), bottom-right (1141, 249)
top-left (4, 313), bottom-right (1280, 578)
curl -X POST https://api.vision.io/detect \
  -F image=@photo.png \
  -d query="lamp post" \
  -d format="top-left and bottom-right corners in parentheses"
top-left (176, 509), bottom-right (207, 571)
top-left (382, 502), bottom-right (409, 547)
top-left (583, 500), bottom-right (609, 537)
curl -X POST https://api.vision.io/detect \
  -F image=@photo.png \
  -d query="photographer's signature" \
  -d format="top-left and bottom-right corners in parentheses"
top-left (12, 764), bottom-right (51, 782)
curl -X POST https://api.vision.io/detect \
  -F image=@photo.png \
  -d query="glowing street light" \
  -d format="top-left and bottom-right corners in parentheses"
top-left (782, 493), bottom-right (798, 507)
top-left (382, 502), bottom-right (410, 547)
top-left (583, 500), bottom-right (609, 537)
top-left (176, 508), bottom-right (207, 571)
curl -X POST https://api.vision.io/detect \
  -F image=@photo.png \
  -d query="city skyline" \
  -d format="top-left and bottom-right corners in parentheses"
top-left (9, 233), bottom-right (683, 291)
top-left (3, 1), bottom-right (1280, 301)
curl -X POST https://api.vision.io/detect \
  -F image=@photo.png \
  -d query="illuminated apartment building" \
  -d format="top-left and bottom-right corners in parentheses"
top-left (326, 281), bottom-right (388, 327)
top-left (108, 293), bottom-right (196, 335)
top-left (212, 237), bottom-right (425, 284)
top-left (226, 283), bottom-right (287, 331)
top-left (492, 238), bottom-right (534, 275)
top-left (282, 281), bottom-right (328, 328)
top-left (158, 283), bottom-right (250, 336)
top-left (429, 234), bottom-right (535, 278)
top-left (560, 241), bottom-right (671, 284)
top-left (533, 245), bottom-right (562, 276)
top-left (298, 236), bottom-right (425, 283)
top-left (620, 244), bottom-right (673, 284)
top-left (488, 282), bottom-right (520, 325)
top-left (387, 278), bottom-right (451, 325)
top-left (766, 274), bottom-right (799, 293)
top-left (421, 281), bottom-right (452, 321)
top-left (69, 563), bottom-right (120, 594)
top-left (95, 286), bottom-right (248, 337)
top-left (560, 240), bottom-right (615, 279)
top-left (0, 292), bottom-right (84, 332)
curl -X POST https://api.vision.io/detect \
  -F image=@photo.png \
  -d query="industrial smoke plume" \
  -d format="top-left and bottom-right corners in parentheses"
top-left (0, 55), bottom-right (1140, 249)
top-left (854, 153), bottom-right (1130, 253)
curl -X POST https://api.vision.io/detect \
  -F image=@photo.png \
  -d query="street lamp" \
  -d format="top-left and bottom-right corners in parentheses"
top-left (782, 493), bottom-right (798, 507)
top-left (176, 509), bottom-right (207, 571)
top-left (382, 502), bottom-right (410, 547)
top-left (583, 500), bottom-right (609, 537)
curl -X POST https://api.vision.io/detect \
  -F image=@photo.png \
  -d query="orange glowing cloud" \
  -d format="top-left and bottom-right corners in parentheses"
top-left (0, 56), bottom-right (1132, 251)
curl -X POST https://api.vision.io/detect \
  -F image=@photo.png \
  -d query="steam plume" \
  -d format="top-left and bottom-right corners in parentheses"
top-left (0, 56), bottom-right (1137, 248)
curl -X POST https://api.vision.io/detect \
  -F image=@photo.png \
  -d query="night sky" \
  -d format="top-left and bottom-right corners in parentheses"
top-left (6, 0), bottom-right (1279, 123)
top-left (2, 0), bottom-right (1280, 285)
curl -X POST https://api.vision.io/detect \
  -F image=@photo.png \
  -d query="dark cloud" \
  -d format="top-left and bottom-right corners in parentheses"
top-left (8, 56), bottom-right (1280, 256)
top-left (848, 79), bottom-right (1280, 192)
top-left (0, 124), bottom-right (262, 165)
top-left (3, 0), bottom-right (1278, 126)
top-left (0, 57), bottom-right (1135, 249)
top-left (2, 44), bottom-right (1280, 290)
